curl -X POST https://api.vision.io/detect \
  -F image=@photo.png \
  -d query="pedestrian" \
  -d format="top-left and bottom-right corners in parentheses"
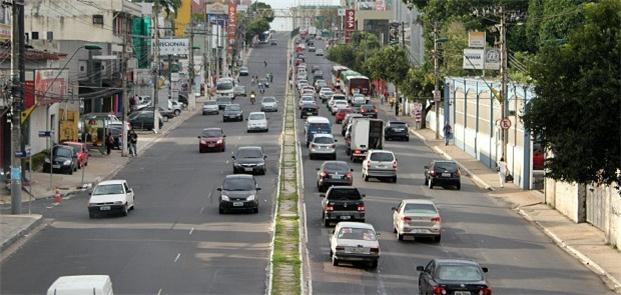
top-left (497, 157), bottom-right (507, 188)
top-left (106, 132), bottom-right (114, 155)
top-left (264, 60), bottom-right (268, 67)
top-left (443, 122), bottom-right (452, 146)
top-left (129, 129), bottom-right (138, 157)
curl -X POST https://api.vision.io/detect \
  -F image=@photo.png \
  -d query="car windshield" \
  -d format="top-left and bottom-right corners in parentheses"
top-left (93, 184), bottom-right (124, 195)
top-left (323, 92), bottom-right (334, 96)
top-left (205, 101), bottom-right (217, 105)
top-left (249, 113), bottom-right (265, 120)
top-left (390, 122), bottom-right (407, 128)
top-left (362, 105), bottom-right (375, 111)
top-left (333, 96), bottom-right (346, 100)
top-left (309, 123), bottom-right (331, 131)
top-left (202, 129), bottom-right (222, 137)
top-left (53, 147), bottom-right (73, 158)
top-left (313, 136), bottom-right (334, 144)
top-left (237, 148), bottom-right (263, 158)
top-left (370, 152), bottom-right (394, 162)
top-left (225, 105), bottom-right (241, 111)
top-left (217, 97), bottom-right (232, 103)
top-left (328, 188), bottom-right (361, 200)
top-left (216, 81), bottom-right (234, 90)
top-left (404, 203), bottom-right (437, 214)
top-left (435, 162), bottom-right (458, 172)
top-left (323, 162), bottom-right (350, 173)
top-left (302, 97), bottom-right (314, 101)
top-left (223, 178), bottom-right (255, 191)
top-left (337, 227), bottom-right (377, 241)
top-left (436, 265), bottom-right (483, 281)
top-left (263, 97), bottom-right (276, 103)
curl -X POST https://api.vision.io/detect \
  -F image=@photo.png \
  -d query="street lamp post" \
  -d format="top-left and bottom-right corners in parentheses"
top-left (432, 25), bottom-right (448, 139)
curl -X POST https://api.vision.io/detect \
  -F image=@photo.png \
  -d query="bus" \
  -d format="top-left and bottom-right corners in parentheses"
top-left (340, 71), bottom-right (370, 96)
top-left (331, 65), bottom-right (349, 88)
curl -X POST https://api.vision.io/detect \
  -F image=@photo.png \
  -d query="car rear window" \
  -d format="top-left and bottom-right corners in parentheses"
top-left (403, 203), bottom-right (437, 214)
top-left (237, 149), bottom-right (263, 158)
top-left (370, 152), bottom-right (394, 161)
top-left (323, 162), bottom-right (350, 173)
top-left (226, 105), bottom-right (241, 111)
top-left (337, 227), bottom-right (377, 241)
top-left (314, 136), bottom-right (334, 144)
top-left (436, 265), bottom-right (483, 281)
top-left (435, 162), bottom-right (458, 172)
top-left (328, 188), bottom-right (361, 200)
top-left (202, 129), bottom-right (222, 137)
top-left (249, 113), bottom-right (265, 120)
top-left (362, 105), bottom-right (375, 111)
top-left (93, 184), bottom-right (124, 195)
top-left (204, 101), bottom-right (217, 105)
top-left (223, 178), bottom-right (255, 191)
top-left (263, 97), bottom-right (276, 102)
top-left (53, 147), bottom-right (73, 158)
top-left (390, 122), bottom-right (407, 128)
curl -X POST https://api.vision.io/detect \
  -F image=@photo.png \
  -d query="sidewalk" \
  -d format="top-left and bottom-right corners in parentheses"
top-left (375, 100), bottom-right (621, 293)
top-left (0, 107), bottom-right (199, 254)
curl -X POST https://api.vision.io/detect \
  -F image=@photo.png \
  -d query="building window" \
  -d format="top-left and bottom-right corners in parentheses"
top-left (93, 14), bottom-right (103, 25)
top-left (47, 31), bottom-right (53, 40)
top-left (80, 65), bottom-right (85, 72)
top-left (31, 32), bottom-right (38, 40)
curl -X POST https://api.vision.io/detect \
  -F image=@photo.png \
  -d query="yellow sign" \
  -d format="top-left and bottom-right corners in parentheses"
top-left (58, 109), bottom-right (79, 142)
top-left (175, 0), bottom-right (192, 37)
top-left (21, 105), bottom-right (36, 124)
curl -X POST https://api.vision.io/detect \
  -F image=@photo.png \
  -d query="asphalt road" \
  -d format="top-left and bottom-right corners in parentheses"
top-left (0, 32), bottom-right (289, 295)
top-left (298, 39), bottom-right (614, 294)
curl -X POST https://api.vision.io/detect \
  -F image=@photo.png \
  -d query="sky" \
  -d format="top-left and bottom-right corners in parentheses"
top-left (263, 0), bottom-right (341, 31)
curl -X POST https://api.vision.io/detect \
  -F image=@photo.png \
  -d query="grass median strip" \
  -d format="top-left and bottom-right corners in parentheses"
top-left (271, 90), bottom-right (301, 295)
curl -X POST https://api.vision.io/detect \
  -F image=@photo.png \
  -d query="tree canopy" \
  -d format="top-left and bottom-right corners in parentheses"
top-left (522, 0), bottom-right (620, 185)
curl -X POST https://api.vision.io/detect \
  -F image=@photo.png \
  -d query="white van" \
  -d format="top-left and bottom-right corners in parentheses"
top-left (304, 116), bottom-right (332, 147)
top-left (216, 78), bottom-right (236, 99)
top-left (47, 275), bottom-right (113, 295)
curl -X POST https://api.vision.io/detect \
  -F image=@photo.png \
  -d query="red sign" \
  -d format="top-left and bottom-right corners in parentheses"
top-left (23, 80), bottom-right (35, 109)
top-left (500, 118), bottom-right (512, 129)
top-left (227, 1), bottom-right (237, 55)
top-left (35, 69), bottom-right (68, 105)
top-left (344, 10), bottom-right (356, 43)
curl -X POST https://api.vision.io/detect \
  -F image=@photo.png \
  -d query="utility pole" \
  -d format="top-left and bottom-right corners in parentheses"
top-left (10, 0), bottom-right (24, 214)
top-left (121, 21), bottom-right (130, 156)
top-left (499, 6), bottom-right (508, 159)
top-left (188, 19), bottom-right (195, 100)
top-left (433, 22), bottom-right (441, 139)
top-left (152, 1), bottom-right (160, 133)
top-left (400, 21), bottom-right (406, 116)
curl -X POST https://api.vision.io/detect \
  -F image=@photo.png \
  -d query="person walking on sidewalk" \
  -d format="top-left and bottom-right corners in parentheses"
top-left (497, 157), bottom-right (507, 188)
top-left (106, 132), bottom-right (114, 155)
top-left (129, 129), bottom-right (138, 157)
top-left (443, 122), bottom-right (452, 146)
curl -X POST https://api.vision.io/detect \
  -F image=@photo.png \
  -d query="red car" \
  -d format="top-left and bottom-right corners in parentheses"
top-left (335, 108), bottom-right (353, 124)
top-left (63, 141), bottom-right (89, 168)
top-left (198, 127), bottom-right (226, 153)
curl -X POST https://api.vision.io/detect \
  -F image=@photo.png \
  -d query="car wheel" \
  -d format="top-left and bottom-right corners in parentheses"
top-left (89, 212), bottom-right (96, 219)
top-left (369, 260), bottom-right (378, 269)
top-left (428, 179), bottom-right (434, 189)
top-left (405, 137), bottom-right (410, 142)
top-left (456, 183), bottom-right (461, 190)
top-left (332, 254), bottom-right (339, 266)
top-left (202, 112), bottom-right (207, 115)
top-left (219, 207), bottom-right (225, 214)
top-left (174, 109), bottom-right (180, 116)
top-left (392, 176), bottom-right (397, 183)
top-left (199, 149), bottom-right (204, 153)
top-left (121, 204), bottom-right (128, 216)
top-left (323, 219), bottom-right (330, 227)
top-left (433, 235), bottom-right (441, 243)
top-left (68, 169), bottom-right (73, 175)
top-left (253, 207), bottom-right (259, 214)
top-left (309, 154), bottom-right (314, 160)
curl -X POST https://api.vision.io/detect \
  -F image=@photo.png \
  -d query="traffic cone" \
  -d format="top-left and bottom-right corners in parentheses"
top-left (53, 188), bottom-right (62, 204)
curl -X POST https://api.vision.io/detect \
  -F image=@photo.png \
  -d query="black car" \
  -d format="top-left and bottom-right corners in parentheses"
top-left (129, 111), bottom-right (164, 130)
top-left (300, 102), bottom-right (319, 119)
top-left (384, 121), bottom-right (410, 141)
top-left (43, 145), bottom-right (78, 175)
top-left (320, 186), bottom-right (365, 227)
top-left (223, 104), bottom-right (243, 122)
top-left (217, 174), bottom-right (261, 214)
top-left (232, 146), bottom-right (267, 175)
top-left (316, 161), bottom-right (354, 192)
top-left (359, 104), bottom-right (378, 118)
top-left (311, 65), bottom-right (320, 73)
top-left (424, 160), bottom-right (461, 190)
top-left (216, 96), bottom-right (233, 110)
top-left (417, 259), bottom-right (491, 295)
top-left (270, 40), bottom-right (278, 45)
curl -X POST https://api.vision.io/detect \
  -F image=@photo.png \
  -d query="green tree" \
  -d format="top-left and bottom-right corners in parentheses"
top-left (326, 44), bottom-right (356, 69)
top-left (314, 7), bottom-right (339, 31)
top-left (245, 18), bottom-right (270, 43)
top-left (365, 46), bottom-right (410, 113)
top-left (249, 2), bottom-right (275, 22)
top-left (522, 0), bottom-right (620, 186)
top-left (133, 0), bottom-right (181, 18)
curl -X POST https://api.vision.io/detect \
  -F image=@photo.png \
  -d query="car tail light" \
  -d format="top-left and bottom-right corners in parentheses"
top-left (357, 204), bottom-right (365, 211)
top-left (335, 246), bottom-right (345, 251)
top-left (392, 160), bottom-right (398, 169)
top-left (479, 287), bottom-right (492, 295)
top-left (432, 286), bottom-right (446, 295)
top-left (430, 171), bottom-right (436, 176)
top-left (311, 144), bottom-right (317, 148)
top-left (370, 247), bottom-right (379, 253)
top-left (330, 144), bottom-right (336, 148)
top-left (431, 216), bottom-right (441, 222)
top-left (201, 140), bottom-right (207, 144)
top-left (345, 172), bottom-right (352, 178)
top-left (401, 216), bottom-right (411, 221)
top-left (354, 149), bottom-right (361, 154)
top-left (325, 203), bottom-right (334, 211)
top-left (319, 171), bottom-right (327, 177)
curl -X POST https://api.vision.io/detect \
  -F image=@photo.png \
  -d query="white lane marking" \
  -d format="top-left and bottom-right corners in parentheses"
top-left (189, 228), bottom-right (194, 235)
top-left (200, 207), bottom-right (205, 214)
top-left (376, 270), bottom-right (387, 295)
top-left (157, 288), bottom-right (163, 295)
top-left (174, 253), bottom-right (181, 262)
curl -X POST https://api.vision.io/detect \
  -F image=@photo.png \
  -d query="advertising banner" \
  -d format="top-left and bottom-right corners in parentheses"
top-left (35, 69), bottom-right (68, 105)
top-left (344, 9), bottom-right (355, 42)
top-left (462, 48), bottom-right (484, 70)
top-left (158, 38), bottom-right (189, 55)
top-left (206, 0), bottom-right (228, 15)
top-left (468, 31), bottom-right (486, 48)
top-left (227, 1), bottom-right (237, 55)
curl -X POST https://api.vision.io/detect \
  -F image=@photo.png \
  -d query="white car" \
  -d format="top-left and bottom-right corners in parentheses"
top-left (247, 111), bottom-right (268, 132)
top-left (330, 222), bottom-right (380, 269)
top-left (316, 49), bottom-right (324, 56)
top-left (202, 101), bottom-right (219, 115)
top-left (298, 96), bottom-right (316, 109)
top-left (309, 133), bottom-right (337, 160)
top-left (392, 199), bottom-right (442, 242)
top-left (260, 97), bottom-right (279, 112)
top-left (362, 150), bottom-right (398, 183)
top-left (47, 275), bottom-right (113, 295)
top-left (328, 94), bottom-right (347, 108)
top-left (351, 94), bottom-right (367, 105)
top-left (331, 100), bottom-right (349, 115)
top-left (88, 180), bottom-right (135, 218)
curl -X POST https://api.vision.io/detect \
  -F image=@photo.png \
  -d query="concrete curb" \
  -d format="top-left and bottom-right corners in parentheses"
top-left (517, 208), bottom-right (621, 293)
top-left (0, 214), bottom-right (43, 253)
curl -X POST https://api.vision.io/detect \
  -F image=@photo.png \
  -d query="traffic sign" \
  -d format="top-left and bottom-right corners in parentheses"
top-left (38, 130), bottom-right (54, 137)
top-left (337, 8), bottom-right (345, 16)
top-left (500, 118), bottom-right (512, 129)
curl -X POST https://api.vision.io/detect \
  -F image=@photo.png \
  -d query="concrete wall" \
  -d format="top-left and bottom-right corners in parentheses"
top-left (546, 180), bottom-right (581, 222)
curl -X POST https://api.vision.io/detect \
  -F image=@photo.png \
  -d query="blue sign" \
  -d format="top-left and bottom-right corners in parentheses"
top-left (11, 167), bottom-right (21, 180)
top-left (38, 130), bottom-right (53, 137)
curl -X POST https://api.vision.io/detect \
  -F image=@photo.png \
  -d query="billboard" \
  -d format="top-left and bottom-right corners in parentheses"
top-left (158, 38), bottom-right (189, 55)
top-left (463, 48), bottom-right (484, 70)
top-left (35, 69), bottom-right (69, 105)
top-left (227, 1), bottom-right (237, 54)
top-left (468, 31), bottom-right (486, 48)
top-left (344, 9), bottom-right (355, 42)
top-left (206, 0), bottom-right (228, 15)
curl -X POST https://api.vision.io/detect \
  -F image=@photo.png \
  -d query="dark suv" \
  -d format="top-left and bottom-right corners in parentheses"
top-left (424, 160), bottom-right (461, 190)
top-left (43, 145), bottom-right (78, 175)
top-left (384, 121), bottom-right (410, 141)
top-left (232, 146), bottom-right (267, 175)
top-left (320, 186), bottom-right (365, 227)
top-left (217, 175), bottom-right (261, 214)
top-left (300, 102), bottom-right (318, 119)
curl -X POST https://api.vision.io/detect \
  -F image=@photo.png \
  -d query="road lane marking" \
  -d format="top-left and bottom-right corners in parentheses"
top-left (157, 288), bottom-right (162, 295)
top-left (200, 206), bottom-right (205, 214)
top-left (189, 228), bottom-right (194, 235)
top-left (174, 253), bottom-right (181, 262)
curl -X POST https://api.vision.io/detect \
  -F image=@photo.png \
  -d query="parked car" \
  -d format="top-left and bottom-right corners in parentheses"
top-left (62, 141), bottom-right (89, 168)
top-left (223, 104), bottom-right (244, 122)
top-left (87, 179), bottom-right (135, 218)
top-left (316, 161), bottom-right (353, 192)
top-left (43, 145), bottom-right (78, 175)
top-left (129, 111), bottom-right (164, 131)
top-left (362, 150), bottom-right (398, 183)
top-left (417, 259), bottom-right (491, 295)
top-left (169, 100), bottom-right (183, 116)
top-left (424, 160), bottom-right (461, 190)
top-left (329, 222), bottom-right (380, 269)
top-left (359, 104), bottom-right (378, 118)
top-left (260, 96), bottom-right (279, 112)
top-left (198, 127), bottom-right (226, 153)
top-left (300, 102), bottom-right (319, 119)
top-left (320, 186), bottom-right (365, 226)
top-left (309, 134), bottom-right (337, 160)
top-left (247, 112), bottom-right (268, 132)
top-left (385, 121), bottom-right (410, 141)
top-left (216, 96), bottom-right (233, 110)
top-left (217, 174), bottom-right (261, 214)
top-left (392, 199), bottom-right (441, 242)
top-left (202, 101), bottom-right (219, 115)
top-left (239, 66), bottom-right (249, 76)
top-left (232, 146), bottom-right (267, 175)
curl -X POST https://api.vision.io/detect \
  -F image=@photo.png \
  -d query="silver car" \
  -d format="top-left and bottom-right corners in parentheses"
top-left (392, 199), bottom-right (441, 242)
top-left (362, 150), bottom-right (398, 183)
top-left (330, 222), bottom-right (380, 269)
top-left (260, 97), bottom-right (279, 112)
top-left (202, 101), bottom-right (219, 115)
top-left (309, 134), bottom-right (337, 160)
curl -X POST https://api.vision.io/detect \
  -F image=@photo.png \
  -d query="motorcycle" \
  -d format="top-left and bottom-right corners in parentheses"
top-left (250, 94), bottom-right (256, 105)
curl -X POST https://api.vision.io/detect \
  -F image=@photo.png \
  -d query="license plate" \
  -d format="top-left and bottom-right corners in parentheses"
top-left (207, 144), bottom-right (215, 147)
top-left (100, 206), bottom-right (111, 211)
top-left (339, 216), bottom-right (351, 220)
top-left (306, 112), bottom-right (314, 115)
top-left (442, 173), bottom-right (451, 177)
top-left (411, 229), bottom-right (429, 233)
top-left (233, 202), bottom-right (243, 207)
top-left (454, 292), bottom-right (470, 295)
top-left (244, 168), bottom-right (253, 172)
top-left (377, 165), bottom-right (385, 168)
top-left (349, 247), bottom-right (369, 253)
top-left (52, 164), bottom-right (60, 168)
